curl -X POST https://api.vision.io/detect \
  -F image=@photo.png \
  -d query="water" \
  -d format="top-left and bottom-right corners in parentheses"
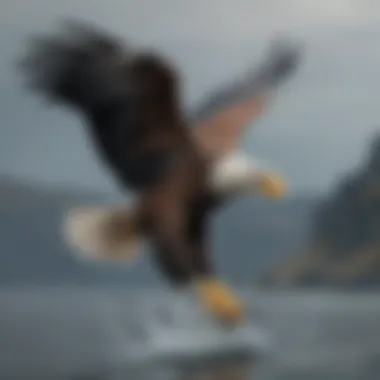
top-left (0, 287), bottom-right (379, 380)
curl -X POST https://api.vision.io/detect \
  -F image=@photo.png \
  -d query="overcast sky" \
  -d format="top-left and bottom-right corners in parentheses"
top-left (1, 0), bottom-right (380, 195)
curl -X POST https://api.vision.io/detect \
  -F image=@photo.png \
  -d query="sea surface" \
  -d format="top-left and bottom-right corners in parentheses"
top-left (0, 287), bottom-right (379, 380)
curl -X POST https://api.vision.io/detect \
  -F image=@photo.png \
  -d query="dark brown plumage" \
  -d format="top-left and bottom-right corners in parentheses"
top-left (19, 19), bottom-right (303, 325)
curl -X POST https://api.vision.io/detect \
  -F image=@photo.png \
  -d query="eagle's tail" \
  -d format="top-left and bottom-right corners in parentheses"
top-left (63, 204), bottom-right (145, 263)
top-left (19, 19), bottom-right (129, 112)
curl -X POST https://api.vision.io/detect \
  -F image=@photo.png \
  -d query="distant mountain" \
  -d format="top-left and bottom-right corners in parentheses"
top-left (263, 133), bottom-right (380, 288)
top-left (212, 195), bottom-right (317, 282)
top-left (0, 175), bottom-right (317, 286)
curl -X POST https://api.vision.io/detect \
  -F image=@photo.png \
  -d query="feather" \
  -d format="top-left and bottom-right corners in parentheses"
top-left (63, 205), bottom-right (144, 263)
top-left (19, 19), bottom-right (190, 191)
top-left (191, 40), bottom-right (303, 157)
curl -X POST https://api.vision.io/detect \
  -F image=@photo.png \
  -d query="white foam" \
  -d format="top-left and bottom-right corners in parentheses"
top-left (130, 324), bottom-right (271, 367)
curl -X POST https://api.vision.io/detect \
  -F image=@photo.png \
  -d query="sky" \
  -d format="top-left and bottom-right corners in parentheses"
top-left (1, 0), bottom-right (380, 195)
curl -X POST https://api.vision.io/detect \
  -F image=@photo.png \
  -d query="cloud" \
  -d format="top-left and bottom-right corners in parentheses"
top-left (2, 0), bottom-right (380, 43)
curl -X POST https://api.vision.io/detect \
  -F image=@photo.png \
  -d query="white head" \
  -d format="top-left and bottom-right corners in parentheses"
top-left (209, 150), bottom-right (266, 196)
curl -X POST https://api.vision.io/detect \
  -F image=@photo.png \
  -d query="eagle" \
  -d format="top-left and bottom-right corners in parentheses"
top-left (20, 20), bottom-right (303, 325)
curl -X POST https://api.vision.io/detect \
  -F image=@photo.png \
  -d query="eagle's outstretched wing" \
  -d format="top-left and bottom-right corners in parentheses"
top-left (191, 41), bottom-right (303, 157)
top-left (19, 19), bottom-right (192, 191)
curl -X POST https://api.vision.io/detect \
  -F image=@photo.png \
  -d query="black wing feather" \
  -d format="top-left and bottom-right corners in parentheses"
top-left (19, 20), bottom-right (187, 191)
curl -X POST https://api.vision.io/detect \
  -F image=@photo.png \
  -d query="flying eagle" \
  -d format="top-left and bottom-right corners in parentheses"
top-left (20, 20), bottom-right (303, 325)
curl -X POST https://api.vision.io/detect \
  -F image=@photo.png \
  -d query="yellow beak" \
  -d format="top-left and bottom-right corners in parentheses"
top-left (256, 172), bottom-right (287, 198)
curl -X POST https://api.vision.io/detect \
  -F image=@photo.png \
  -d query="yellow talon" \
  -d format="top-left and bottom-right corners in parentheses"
top-left (195, 278), bottom-right (246, 326)
top-left (258, 172), bottom-right (287, 198)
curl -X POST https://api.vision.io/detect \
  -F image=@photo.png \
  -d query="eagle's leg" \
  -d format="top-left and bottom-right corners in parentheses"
top-left (189, 211), bottom-right (246, 325)
top-left (194, 278), bottom-right (246, 325)
top-left (149, 191), bottom-right (246, 325)
top-left (254, 171), bottom-right (287, 198)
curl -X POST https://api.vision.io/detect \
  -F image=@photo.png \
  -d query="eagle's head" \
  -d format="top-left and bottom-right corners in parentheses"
top-left (209, 151), bottom-right (262, 195)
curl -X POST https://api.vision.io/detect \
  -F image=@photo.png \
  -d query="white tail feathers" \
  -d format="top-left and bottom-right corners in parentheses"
top-left (63, 205), bottom-right (144, 263)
